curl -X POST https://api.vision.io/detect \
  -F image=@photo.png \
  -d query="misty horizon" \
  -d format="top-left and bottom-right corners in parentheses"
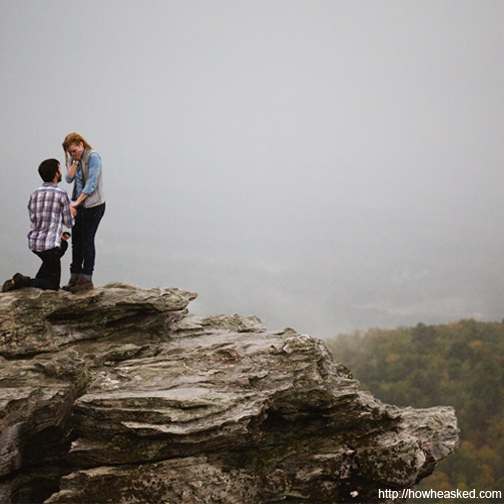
top-left (2, 1), bottom-right (504, 338)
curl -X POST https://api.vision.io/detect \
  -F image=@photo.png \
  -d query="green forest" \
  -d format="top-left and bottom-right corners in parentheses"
top-left (328, 319), bottom-right (504, 503)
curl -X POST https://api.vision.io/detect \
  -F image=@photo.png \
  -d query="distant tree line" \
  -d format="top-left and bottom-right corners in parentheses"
top-left (328, 319), bottom-right (504, 503)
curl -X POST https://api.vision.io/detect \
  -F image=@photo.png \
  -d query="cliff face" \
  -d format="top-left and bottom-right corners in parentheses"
top-left (0, 283), bottom-right (459, 504)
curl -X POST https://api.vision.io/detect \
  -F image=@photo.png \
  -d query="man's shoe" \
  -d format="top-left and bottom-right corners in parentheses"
top-left (13, 273), bottom-right (31, 288)
top-left (2, 278), bottom-right (16, 293)
top-left (68, 279), bottom-right (94, 293)
top-left (2, 273), bottom-right (30, 292)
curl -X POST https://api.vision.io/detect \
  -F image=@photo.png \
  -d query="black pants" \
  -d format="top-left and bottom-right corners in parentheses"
top-left (70, 203), bottom-right (105, 277)
top-left (29, 240), bottom-right (68, 291)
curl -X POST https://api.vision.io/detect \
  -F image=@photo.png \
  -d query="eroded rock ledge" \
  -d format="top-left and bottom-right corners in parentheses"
top-left (0, 283), bottom-right (459, 503)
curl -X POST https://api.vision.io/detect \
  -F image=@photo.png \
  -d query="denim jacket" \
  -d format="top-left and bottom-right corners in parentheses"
top-left (66, 149), bottom-right (105, 208)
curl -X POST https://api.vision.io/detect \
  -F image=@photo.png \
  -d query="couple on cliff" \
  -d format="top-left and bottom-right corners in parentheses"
top-left (2, 133), bottom-right (105, 294)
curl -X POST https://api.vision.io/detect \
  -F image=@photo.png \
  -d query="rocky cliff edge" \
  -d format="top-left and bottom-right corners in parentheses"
top-left (0, 283), bottom-right (459, 503)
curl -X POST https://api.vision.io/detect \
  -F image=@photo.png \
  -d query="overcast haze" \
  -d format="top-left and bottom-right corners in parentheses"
top-left (1, 1), bottom-right (504, 338)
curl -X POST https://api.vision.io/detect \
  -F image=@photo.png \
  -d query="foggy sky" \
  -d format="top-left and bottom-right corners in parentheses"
top-left (2, 1), bottom-right (504, 338)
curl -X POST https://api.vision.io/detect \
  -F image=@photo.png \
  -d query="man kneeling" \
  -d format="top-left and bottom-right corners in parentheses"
top-left (2, 159), bottom-right (76, 292)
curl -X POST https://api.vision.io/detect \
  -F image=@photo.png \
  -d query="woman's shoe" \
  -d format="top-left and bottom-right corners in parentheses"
top-left (68, 278), bottom-right (94, 293)
top-left (62, 277), bottom-right (78, 291)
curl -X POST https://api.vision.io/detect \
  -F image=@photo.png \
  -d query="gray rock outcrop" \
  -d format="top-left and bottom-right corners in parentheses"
top-left (0, 283), bottom-right (459, 503)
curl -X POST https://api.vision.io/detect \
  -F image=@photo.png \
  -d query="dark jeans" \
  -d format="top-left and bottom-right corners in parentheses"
top-left (70, 203), bottom-right (105, 277)
top-left (29, 240), bottom-right (68, 291)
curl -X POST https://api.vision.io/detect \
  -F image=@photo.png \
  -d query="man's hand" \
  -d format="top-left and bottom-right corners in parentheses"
top-left (71, 205), bottom-right (77, 217)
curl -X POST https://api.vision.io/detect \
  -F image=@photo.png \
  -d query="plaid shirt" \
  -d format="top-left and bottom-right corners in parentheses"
top-left (27, 183), bottom-right (75, 252)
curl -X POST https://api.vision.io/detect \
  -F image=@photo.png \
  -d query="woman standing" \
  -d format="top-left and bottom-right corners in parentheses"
top-left (62, 132), bottom-right (106, 292)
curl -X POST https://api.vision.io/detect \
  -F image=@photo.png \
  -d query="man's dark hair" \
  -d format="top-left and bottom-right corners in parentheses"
top-left (38, 159), bottom-right (60, 182)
